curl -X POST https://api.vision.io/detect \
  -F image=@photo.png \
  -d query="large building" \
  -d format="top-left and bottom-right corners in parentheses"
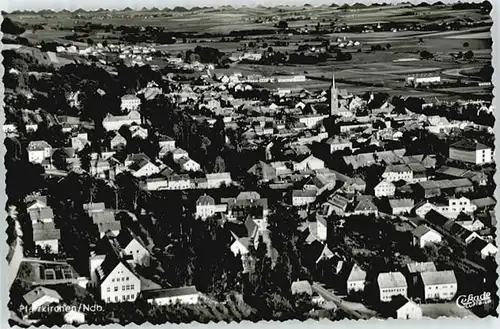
top-left (419, 270), bottom-right (458, 301)
top-left (449, 139), bottom-right (493, 165)
top-left (377, 272), bottom-right (408, 302)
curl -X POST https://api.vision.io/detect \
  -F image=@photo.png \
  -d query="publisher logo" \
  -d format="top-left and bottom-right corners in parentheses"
top-left (456, 292), bottom-right (492, 308)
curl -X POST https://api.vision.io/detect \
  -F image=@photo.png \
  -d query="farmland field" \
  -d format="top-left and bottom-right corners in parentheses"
top-left (5, 2), bottom-right (492, 102)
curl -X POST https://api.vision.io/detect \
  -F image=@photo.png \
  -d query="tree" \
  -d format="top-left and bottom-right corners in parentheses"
top-left (52, 148), bottom-right (69, 171)
top-left (464, 50), bottom-right (474, 60)
top-left (386, 43), bottom-right (392, 49)
top-left (277, 20), bottom-right (288, 29)
top-left (420, 50), bottom-right (434, 60)
top-left (463, 42), bottom-right (469, 48)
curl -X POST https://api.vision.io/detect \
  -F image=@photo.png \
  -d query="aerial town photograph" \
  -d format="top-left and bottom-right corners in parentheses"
top-left (2, 0), bottom-right (497, 326)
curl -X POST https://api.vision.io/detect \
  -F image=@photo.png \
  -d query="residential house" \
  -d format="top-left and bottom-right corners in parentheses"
top-left (71, 133), bottom-right (89, 152)
top-left (26, 197), bottom-right (48, 211)
top-left (143, 286), bottom-right (200, 306)
top-left (247, 161), bottom-right (277, 182)
top-left (195, 194), bottom-right (227, 220)
top-left (353, 196), bottom-right (378, 216)
top-left (374, 180), bottom-right (396, 198)
top-left (467, 237), bottom-right (498, 259)
top-left (130, 125), bottom-right (148, 139)
top-left (293, 155), bottom-right (325, 172)
top-left (230, 234), bottom-right (252, 257)
top-left (327, 136), bottom-right (353, 153)
top-left (92, 210), bottom-right (121, 238)
top-left (414, 201), bottom-right (438, 218)
top-left (377, 272), bottom-right (408, 302)
top-left (29, 207), bottom-right (54, 224)
top-left (303, 175), bottom-right (336, 195)
top-left (95, 255), bottom-right (141, 303)
top-left (389, 199), bottom-right (414, 216)
top-left (347, 264), bottom-right (367, 294)
top-left (225, 192), bottom-right (269, 231)
top-left (411, 225), bottom-right (442, 248)
top-left (206, 172), bottom-right (232, 188)
top-left (449, 139), bottom-right (493, 165)
top-left (177, 157), bottom-right (201, 172)
top-left (121, 95), bottom-right (141, 111)
top-left (168, 174), bottom-right (193, 190)
top-left (321, 194), bottom-right (350, 216)
top-left (304, 216), bottom-right (328, 243)
top-left (419, 270), bottom-right (457, 301)
top-left (117, 230), bottom-right (151, 267)
top-left (102, 111), bottom-right (141, 131)
top-left (130, 160), bottom-right (160, 178)
top-left (33, 222), bottom-right (60, 253)
top-left (382, 164), bottom-right (413, 182)
top-left (83, 202), bottom-right (106, 215)
top-left (110, 134), bottom-right (127, 150)
top-left (28, 140), bottom-right (52, 164)
top-left (23, 287), bottom-right (63, 312)
top-left (387, 295), bottom-right (422, 320)
top-left (158, 135), bottom-right (176, 152)
top-left (270, 161), bottom-right (291, 177)
top-left (171, 148), bottom-right (189, 161)
top-left (404, 261), bottom-right (437, 288)
top-left (414, 197), bottom-right (477, 219)
top-left (292, 189), bottom-right (317, 207)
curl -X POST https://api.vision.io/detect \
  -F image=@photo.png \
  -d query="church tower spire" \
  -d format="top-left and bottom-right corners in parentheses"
top-left (330, 71), bottom-right (338, 116)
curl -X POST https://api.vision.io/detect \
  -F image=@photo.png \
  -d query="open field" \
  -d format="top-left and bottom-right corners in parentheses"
top-left (420, 303), bottom-right (475, 319)
top-left (5, 3), bottom-right (492, 102)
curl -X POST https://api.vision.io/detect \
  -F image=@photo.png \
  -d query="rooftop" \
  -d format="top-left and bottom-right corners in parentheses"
top-left (420, 270), bottom-right (457, 286)
top-left (451, 139), bottom-right (490, 151)
top-left (377, 272), bottom-right (407, 289)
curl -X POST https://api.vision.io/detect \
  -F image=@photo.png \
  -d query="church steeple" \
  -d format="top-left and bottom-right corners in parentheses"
top-left (330, 71), bottom-right (338, 116)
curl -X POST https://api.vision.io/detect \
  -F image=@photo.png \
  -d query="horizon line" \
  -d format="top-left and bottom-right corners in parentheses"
top-left (2, 0), bottom-right (487, 14)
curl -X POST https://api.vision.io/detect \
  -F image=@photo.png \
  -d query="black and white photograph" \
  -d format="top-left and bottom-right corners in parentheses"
top-left (2, 0), bottom-right (498, 326)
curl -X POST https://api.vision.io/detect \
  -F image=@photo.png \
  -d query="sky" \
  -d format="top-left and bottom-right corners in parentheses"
top-left (2, 0), bottom-right (485, 12)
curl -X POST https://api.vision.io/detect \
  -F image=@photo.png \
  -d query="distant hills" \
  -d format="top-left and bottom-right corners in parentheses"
top-left (3, 2), bottom-right (488, 15)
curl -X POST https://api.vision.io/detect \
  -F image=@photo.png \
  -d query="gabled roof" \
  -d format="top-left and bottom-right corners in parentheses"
top-left (467, 237), bottom-right (489, 251)
top-left (96, 220), bottom-right (122, 234)
top-left (197, 194), bottom-right (215, 206)
top-left (237, 191), bottom-right (261, 201)
top-left (354, 197), bottom-right (378, 212)
top-left (116, 229), bottom-right (148, 252)
top-left (244, 216), bottom-right (258, 237)
top-left (451, 139), bottom-right (490, 151)
top-left (33, 222), bottom-right (60, 241)
top-left (471, 197), bottom-right (496, 209)
top-left (412, 225), bottom-right (438, 238)
top-left (389, 198), bottom-right (414, 209)
top-left (142, 286), bottom-right (199, 300)
top-left (96, 254), bottom-right (137, 284)
top-left (83, 202), bottom-right (106, 212)
top-left (28, 140), bottom-right (52, 151)
top-left (377, 272), bottom-right (407, 289)
top-left (388, 295), bottom-right (416, 312)
top-left (347, 264), bottom-right (366, 282)
top-left (29, 207), bottom-right (54, 221)
top-left (293, 189), bottom-right (317, 199)
top-left (92, 210), bottom-right (115, 224)
top-left (421, 270), bottom-right (457, 286)
top-left (406, 261), bottom-right (437, 274)
top-left (23, 287), bottom-right (62, 305)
